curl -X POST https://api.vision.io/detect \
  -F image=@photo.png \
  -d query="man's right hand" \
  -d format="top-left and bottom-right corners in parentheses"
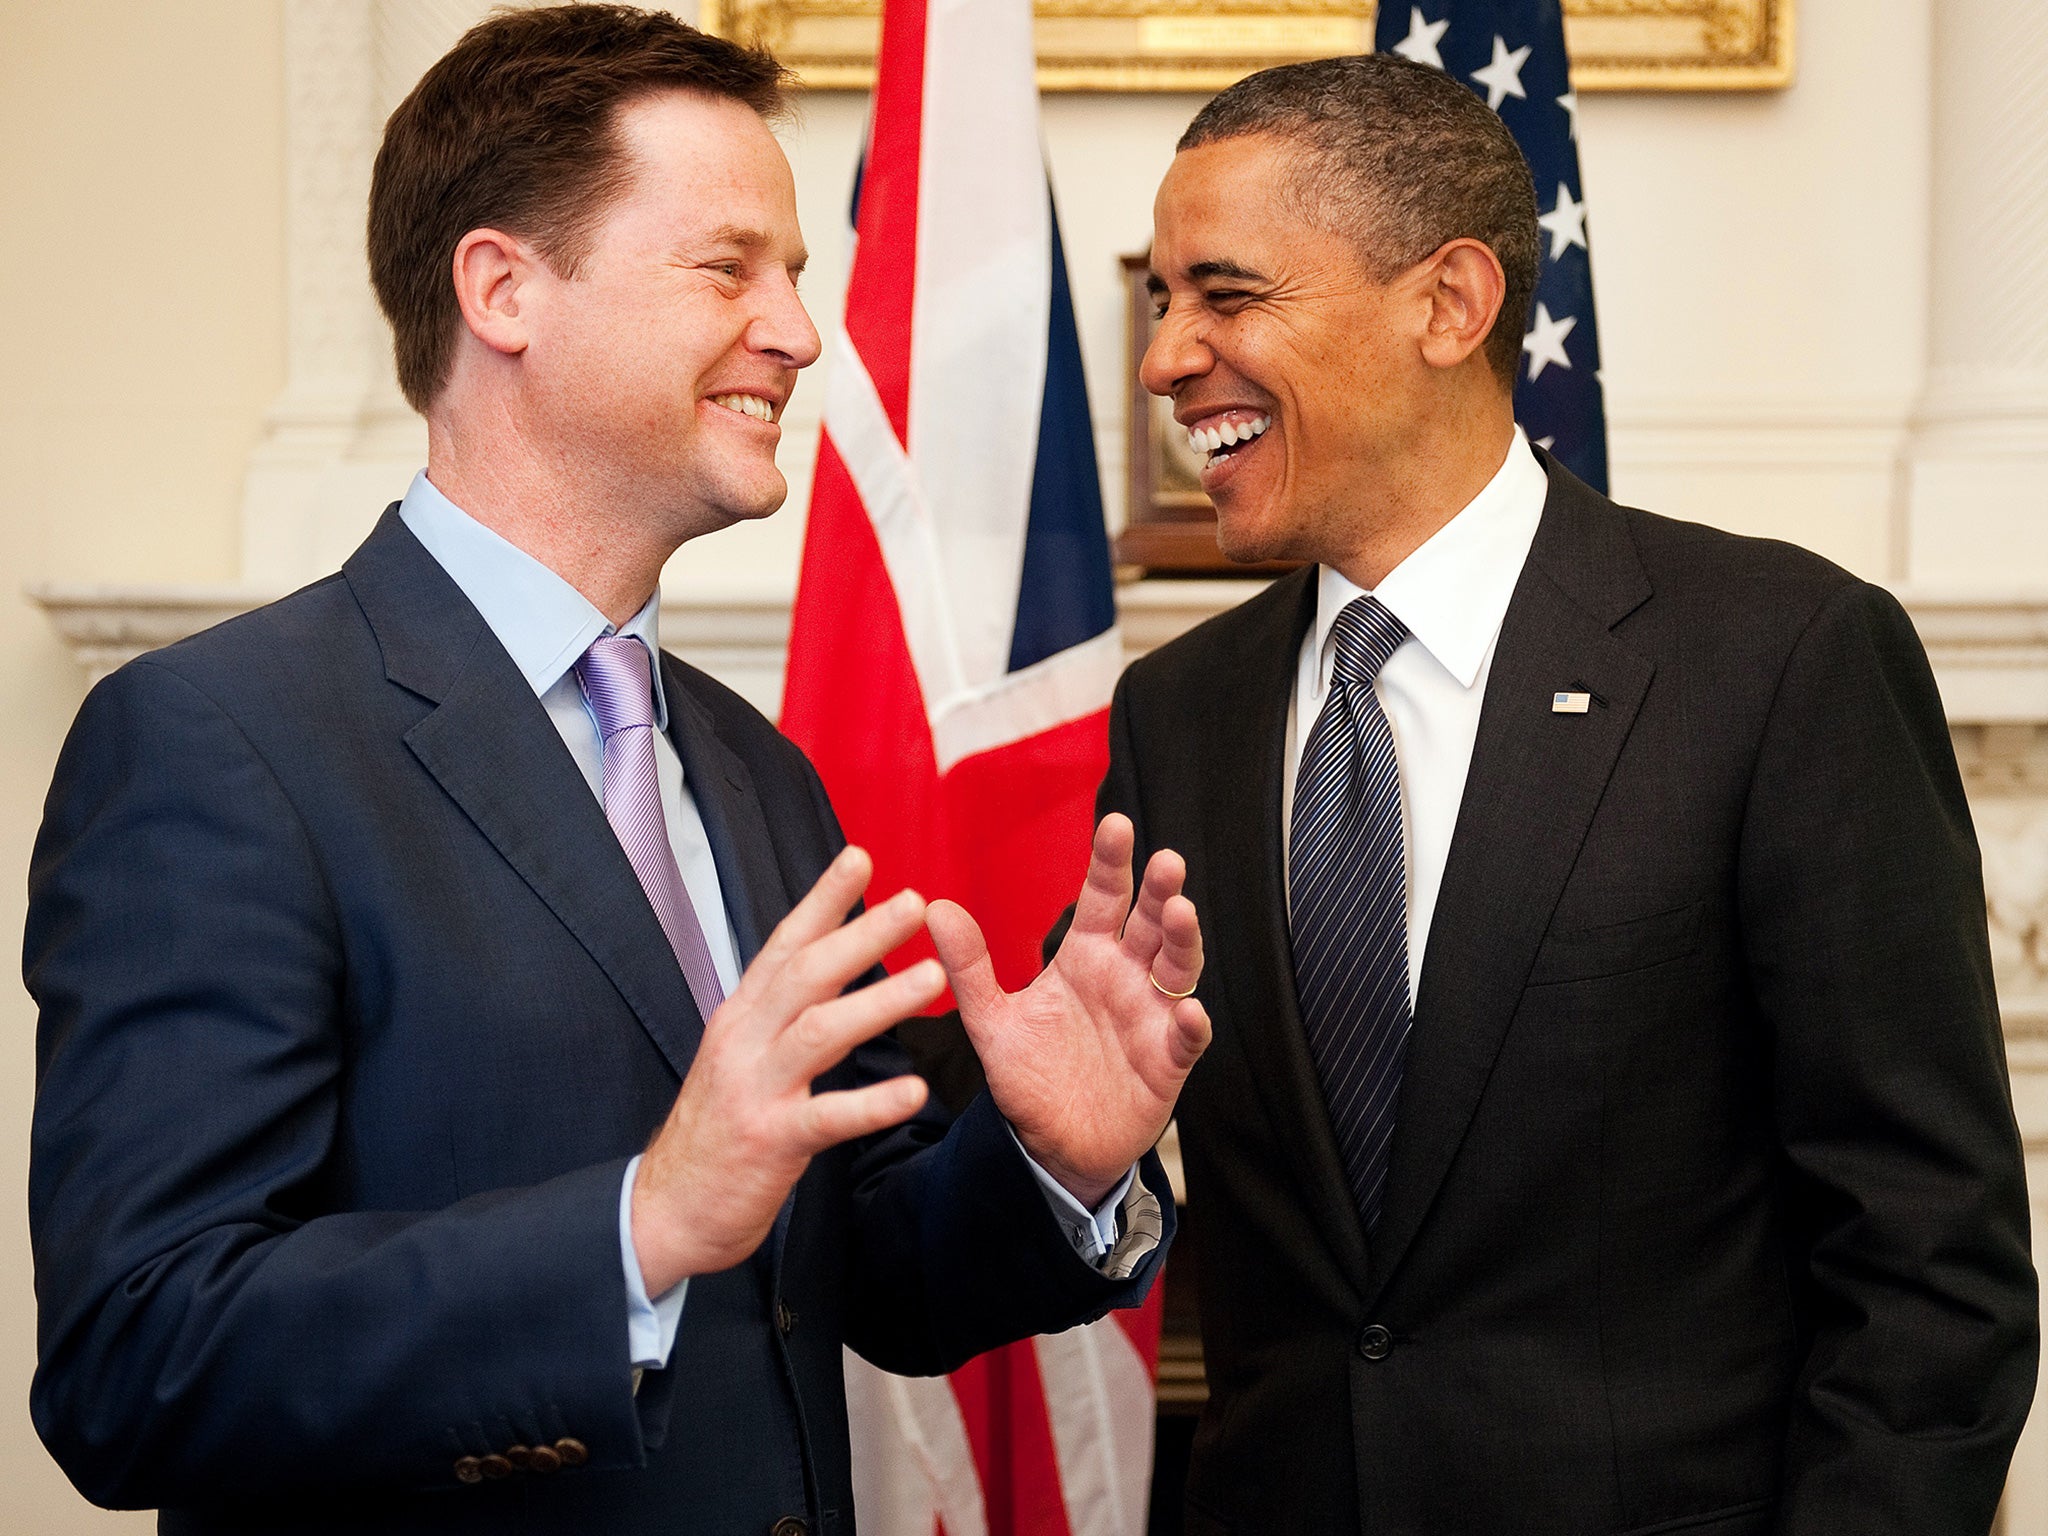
top-left (629, 846), bottom-right (941, 1297)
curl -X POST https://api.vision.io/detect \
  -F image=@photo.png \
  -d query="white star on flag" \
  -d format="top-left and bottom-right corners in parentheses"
top-left (1471, 35), bottom-right (1531, 111)
top-left (1557, 90), bottom-right (1580, 139)
top-left (1523, 302), bottom-right (1577, 381)
top-left (1537, 183), bottom-right (1588, 260)
top-left (1392, 7), bottom-right (1450, 70)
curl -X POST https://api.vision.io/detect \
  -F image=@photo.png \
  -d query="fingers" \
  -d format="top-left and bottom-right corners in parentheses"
top-left (1120, 847), bottom-right (1189, 964)
top-left (799, 1073), bottom-right (930, 1153)
top-left (747, 845), bottom-right (873, 977)
top-left (926, 900), bottom-right (1004, 1034)
top-left (1069, 813), bottom-right (1137, 938)
top-left (1169, 996), bottom-right (1213, 1073)
top-left (775, 958), bottom-right (947, 1082)
top-left (1144, 892), bottom-right (1205, 999)
top-left (724, 849), bottom-right (929, 1041)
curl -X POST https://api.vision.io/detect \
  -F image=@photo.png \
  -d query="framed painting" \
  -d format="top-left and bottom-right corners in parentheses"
top-left (702, 0), bottom-right (1794, 93)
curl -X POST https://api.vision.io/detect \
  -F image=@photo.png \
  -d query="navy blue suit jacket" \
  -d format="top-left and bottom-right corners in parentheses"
top-left (25, 509), bottom-right (1169, 1534)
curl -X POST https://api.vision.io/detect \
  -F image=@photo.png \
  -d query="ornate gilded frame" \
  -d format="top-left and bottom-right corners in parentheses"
top-left (704, 0), bottom-right (1793, 93)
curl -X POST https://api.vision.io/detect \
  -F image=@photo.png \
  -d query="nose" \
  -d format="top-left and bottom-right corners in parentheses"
top-left (1139, 301), bottom-right (1211, 399)
top-left (754, 269), bottom-right (823, 371)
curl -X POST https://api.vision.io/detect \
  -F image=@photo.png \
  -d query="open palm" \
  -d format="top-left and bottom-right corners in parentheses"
top-left (927, 814), bottom-right (1210, 1207)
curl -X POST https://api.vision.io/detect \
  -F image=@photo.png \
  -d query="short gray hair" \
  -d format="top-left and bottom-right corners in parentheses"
top-left (1179, 53), bottom-right (1538, 388)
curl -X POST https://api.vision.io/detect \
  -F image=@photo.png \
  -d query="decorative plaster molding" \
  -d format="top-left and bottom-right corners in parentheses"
top-left (32, 579), bottom-right (2048, 1035)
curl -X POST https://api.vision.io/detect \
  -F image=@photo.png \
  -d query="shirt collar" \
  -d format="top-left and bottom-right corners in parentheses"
top-left (1312, 427), bottom-right (1549, 692)
top-left (397, 470), bottom-right (668, 728)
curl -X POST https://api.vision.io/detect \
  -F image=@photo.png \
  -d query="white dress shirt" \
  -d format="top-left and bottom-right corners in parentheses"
top-left (1280, 429), bottom-right (1549, 1004)
top-left (398, 471), bottom-right (1129, 1378)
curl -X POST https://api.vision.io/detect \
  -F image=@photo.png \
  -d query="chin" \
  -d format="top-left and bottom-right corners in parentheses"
top-left (1212, 501), bottom-right (1305, 567)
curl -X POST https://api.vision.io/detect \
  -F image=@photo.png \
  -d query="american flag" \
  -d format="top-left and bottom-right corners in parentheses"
top-left (1377, 0), bottom-right (1610, 491)
top-left (778, 0), bottom-right (1163, 1526)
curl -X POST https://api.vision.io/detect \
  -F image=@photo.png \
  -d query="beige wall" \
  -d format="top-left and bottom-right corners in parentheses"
top-left (0, 0), bottom-right (2028, 1529)
top-left (0, 3), bottom-right (284, 1527)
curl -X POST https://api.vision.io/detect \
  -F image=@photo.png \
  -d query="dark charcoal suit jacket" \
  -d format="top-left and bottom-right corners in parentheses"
top-left (1100, 456), bottom-right (2036, 1536)
top-left (25, 508), bottom-right (1169, 1535)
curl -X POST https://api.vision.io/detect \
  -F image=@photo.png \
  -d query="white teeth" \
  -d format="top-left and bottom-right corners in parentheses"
top-left (712, 393), bottom-right (774, 421)
top-left (1187, 413), bottom-right (1270, 457)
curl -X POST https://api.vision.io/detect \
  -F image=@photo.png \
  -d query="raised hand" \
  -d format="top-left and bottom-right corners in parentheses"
top-left (927, 813), bottom-right (1210, 1209)
top-left (630, 846), bottom-right (942, 1297)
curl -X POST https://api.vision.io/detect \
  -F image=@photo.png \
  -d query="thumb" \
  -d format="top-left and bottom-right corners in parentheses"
top-left (926, 900), bottom-right (1006, 1037)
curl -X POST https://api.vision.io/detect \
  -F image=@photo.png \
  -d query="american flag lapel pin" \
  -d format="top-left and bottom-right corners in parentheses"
top-left (1552, 691), bottom-right (1592, 714)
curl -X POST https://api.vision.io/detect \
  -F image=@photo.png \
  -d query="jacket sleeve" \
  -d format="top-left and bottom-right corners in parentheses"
top-left (1733, 582), bottom-right (2039, 1533)
top-left (25, 659), bottom-right (652, 1508)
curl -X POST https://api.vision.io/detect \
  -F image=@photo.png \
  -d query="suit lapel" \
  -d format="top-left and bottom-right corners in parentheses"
top-left (661, 655), bottom-right (787, 970)
top-left (346, 509), bottom-right (708, 1083)
top-left (657, 654), bottom-right (810, 1279)
top-left (1364, 461), bottom-right (1655, 1307)
top-left (1201, 568), bottom-right (1377, 1292)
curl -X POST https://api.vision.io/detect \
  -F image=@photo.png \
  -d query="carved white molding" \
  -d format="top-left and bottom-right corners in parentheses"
top-left (35, 578), bottom-right (2048, 1030)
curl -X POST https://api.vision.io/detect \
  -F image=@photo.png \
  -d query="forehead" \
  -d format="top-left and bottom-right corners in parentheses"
top-left (606, 89), bottom-right (801, 242)
top-left (1151, 133), bottom-right (1320, 267)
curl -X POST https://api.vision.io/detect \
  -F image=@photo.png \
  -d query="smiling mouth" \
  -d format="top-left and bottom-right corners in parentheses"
top-left (1185, 412), bottom-right (1271, 469)
top-left (709, 392), bottom-right (777, 422)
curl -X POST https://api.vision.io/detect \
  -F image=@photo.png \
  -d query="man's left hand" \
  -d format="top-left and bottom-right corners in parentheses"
top-left (927, 813), bottom-right (1211, 1208)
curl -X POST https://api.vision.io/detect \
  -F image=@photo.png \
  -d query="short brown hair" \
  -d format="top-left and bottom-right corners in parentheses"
top-left (1179, 54), bottom-right (1539, 389)
top-left (368, 4), bottom-right (791, 411)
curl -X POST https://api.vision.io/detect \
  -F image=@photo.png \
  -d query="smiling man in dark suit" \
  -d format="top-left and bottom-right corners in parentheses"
top-left (1117, 53), bottom-right (2038, 1535)
top-left (22, 8), bottom-right (1211, 1533)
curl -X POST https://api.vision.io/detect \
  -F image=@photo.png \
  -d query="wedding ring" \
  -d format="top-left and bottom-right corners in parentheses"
top-left (1149, 971), bottom-right (1197, 1000)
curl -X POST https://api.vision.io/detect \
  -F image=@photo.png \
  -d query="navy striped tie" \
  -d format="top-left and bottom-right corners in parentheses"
top-left (1289, 595), bottom-right (1412, 1232)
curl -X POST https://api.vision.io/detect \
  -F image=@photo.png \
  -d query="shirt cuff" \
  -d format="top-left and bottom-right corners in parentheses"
top-left (621, 1154), bottom-right (688, 1372)
top-left (1008, 1123), bottom-right (1136, 1266)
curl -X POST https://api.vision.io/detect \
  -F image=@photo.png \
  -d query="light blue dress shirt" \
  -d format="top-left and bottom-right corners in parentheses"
top-left (397, 471), bottom-right (1131, 1376)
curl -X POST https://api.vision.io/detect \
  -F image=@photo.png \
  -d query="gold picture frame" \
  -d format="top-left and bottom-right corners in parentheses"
top-left (704, 0), bottom-right (1793, 93)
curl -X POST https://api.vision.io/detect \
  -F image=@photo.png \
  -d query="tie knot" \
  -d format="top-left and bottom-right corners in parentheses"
top-left (575, 635), bottom-right (657, 739)
top-left (1328, 596), bottom-right (1408, 685)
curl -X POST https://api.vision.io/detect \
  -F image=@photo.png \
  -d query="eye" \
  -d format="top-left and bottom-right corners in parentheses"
top-left (1204, 288), bottom-right (1254, 311)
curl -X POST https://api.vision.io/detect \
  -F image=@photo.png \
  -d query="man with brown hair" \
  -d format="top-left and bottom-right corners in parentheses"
top-left (25, 8), bottom-right (1206, 1533)
top-left (1118, 52), bottom-right (2037, 1534)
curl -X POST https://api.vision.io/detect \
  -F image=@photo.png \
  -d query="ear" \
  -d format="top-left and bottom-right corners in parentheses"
top-left (1416, 237), bottom-right (1507, 375)
top-left (450, 227), bottom-right (535, 360)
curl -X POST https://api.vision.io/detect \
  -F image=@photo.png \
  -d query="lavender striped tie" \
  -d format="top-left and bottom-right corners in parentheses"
top-left (575, 635), bottom-right (727, 1024)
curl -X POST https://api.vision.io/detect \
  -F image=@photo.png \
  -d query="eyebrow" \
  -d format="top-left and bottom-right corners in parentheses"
top-left (1147, 257), bottom-right (1271, 297)
top-left (696, 224), bottom-right (809, 276)
top-left (1188, 259), bottom-right (1269, 283)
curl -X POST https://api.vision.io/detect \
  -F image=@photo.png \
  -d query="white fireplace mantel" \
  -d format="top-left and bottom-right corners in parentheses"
top-left (28, 576), bottom-right (2048, 1048)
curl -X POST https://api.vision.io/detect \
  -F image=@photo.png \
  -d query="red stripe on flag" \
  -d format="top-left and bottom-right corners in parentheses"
top-left (844, 0), bottom-right (928, 445)
top-left (951, 1344), bottom-right (1076, 1536)
top-left (783, 434), bottom-right (945, 973)
top-left (940, 710), bottom-right (1109, 992)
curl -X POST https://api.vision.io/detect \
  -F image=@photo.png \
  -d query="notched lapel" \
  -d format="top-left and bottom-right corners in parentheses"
top-left (401, 620), bottom-right (708, 1084)
top-left (1196, 570), bottom-right (1376, 1292)
top-left (660, 656), bottom-right (787, 970)
top-left (1366, 468), bottom-right (1655, 1306)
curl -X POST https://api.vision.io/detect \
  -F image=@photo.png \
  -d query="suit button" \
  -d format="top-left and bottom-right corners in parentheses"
top-left (1356, 1324), bottom-right (1393, 1361)
top-left (528, 1443), bottom-right (563, 1474)
top-left (770, 1519), bottom-right (811, 1536)
top-left (478, 1454), bottom-right (514, 1479)
top-left (503, 1445), bottom-right (531, 1470)
top-left (453, 1456), bottom-right (483, 1484)
top-left (554, 1437), bottom-right (589, 1467)
top-left (776, 1300), bottom-right (798, 1335)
